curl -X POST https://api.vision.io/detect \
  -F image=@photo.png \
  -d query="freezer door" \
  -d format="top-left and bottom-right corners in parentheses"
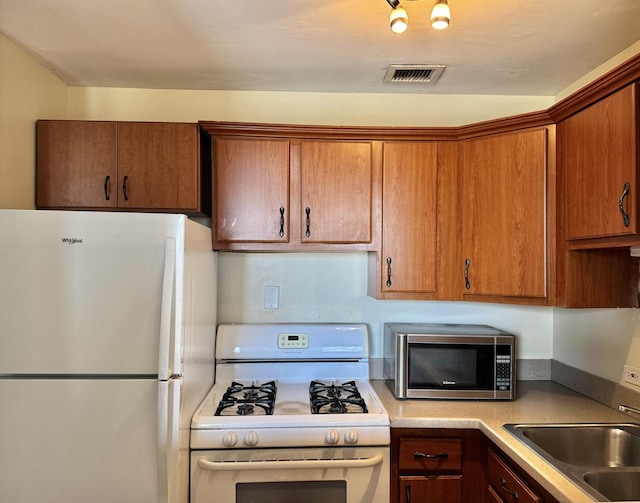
top-left (0, 379), bottom-right (160, 503)
top-left (0, 210), bottom-right (184, 375)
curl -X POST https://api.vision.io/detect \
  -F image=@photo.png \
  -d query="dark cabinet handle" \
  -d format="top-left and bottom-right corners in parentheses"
top-left (405, 483), bottom-right (411, 503)
top-left (386, 257), bottom-right (392, 287)
top-left (122, 175), bottom-right (129, 201)
top-left (619, 182), bottom-right (630, 227)
top-left (414, 451), bottom-right (448, 459)
top-left (104, 175), bottom-right (110, 201)
top-left (305, 207), bottom-right (311, 238)
top-left (500, 477), bottom-right (519, 500)
top-left (279, 207), bottom-right (285, 238)
top-left (464, 258), bottom-right (471, 290)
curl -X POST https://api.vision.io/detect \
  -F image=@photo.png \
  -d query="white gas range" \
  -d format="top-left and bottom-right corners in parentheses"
top-left (190, 323), bottom-right (390, 503)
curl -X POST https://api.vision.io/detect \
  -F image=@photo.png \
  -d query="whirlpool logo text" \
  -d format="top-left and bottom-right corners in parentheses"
top-left (61, 237), bottom-right (83, 245)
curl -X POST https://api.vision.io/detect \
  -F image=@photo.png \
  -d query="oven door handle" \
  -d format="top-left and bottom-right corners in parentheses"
top-left (197, 453), bottom-right (384, 471)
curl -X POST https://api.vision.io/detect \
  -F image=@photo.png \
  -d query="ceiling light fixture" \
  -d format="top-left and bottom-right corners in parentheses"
top-left (390, 6), bottom-right (409, 34)
top-left (430, 0), bottom-right (450, 30)
top-left (386, 0), bottom-right (451, 34)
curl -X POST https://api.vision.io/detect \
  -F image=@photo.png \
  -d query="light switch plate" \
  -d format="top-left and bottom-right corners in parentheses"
top-left (264, 285), bottom-right (279, 309)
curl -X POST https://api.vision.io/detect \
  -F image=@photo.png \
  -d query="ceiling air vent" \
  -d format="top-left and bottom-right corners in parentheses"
top-left (384, 64), bottom-right (446, 84)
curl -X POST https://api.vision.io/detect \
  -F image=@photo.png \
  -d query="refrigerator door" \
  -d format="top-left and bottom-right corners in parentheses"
top-left (0, 210), bottom-right (184, 376)
top-left (0, 378), bottom-right (160, 503)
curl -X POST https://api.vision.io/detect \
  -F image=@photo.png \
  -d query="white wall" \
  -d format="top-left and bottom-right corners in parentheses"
top-left (67, 87), bottom-right (551, 127)
top-left (216, 252), bottom-right (553, 360)
top-left (553, 308), bottom-right (639, 384)
top-left (0, 34), bottom-right (68, 209)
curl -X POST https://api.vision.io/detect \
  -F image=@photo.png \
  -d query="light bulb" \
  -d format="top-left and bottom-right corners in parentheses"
top-left (390, 6), bottom-right (408, 34)
top-left (431, 0), bottom-right (450, 30)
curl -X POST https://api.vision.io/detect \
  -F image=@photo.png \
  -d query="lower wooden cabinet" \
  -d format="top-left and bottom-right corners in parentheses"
top-left (487, 447), bottom-right (541, 503)
top-left (400, 475), bottom-right (462, 503)
top-left (392, 430), bottom-right (562, 503)
top-left (486, 444), bottom-right (563, 503)
top-left (391, 429), bottom-right (486, 503)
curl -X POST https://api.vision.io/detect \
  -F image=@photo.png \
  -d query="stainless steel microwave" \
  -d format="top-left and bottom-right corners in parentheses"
top-left (383, 323), bottom-right (516, 400)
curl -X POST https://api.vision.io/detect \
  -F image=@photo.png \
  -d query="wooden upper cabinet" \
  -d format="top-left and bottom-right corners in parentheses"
top-left (208, 128), bottom-right (380, 251)
top-left (213, 137), bottom-right (290, 243)
top-left (380, 142), bottom-right (438, 296)
top-left (300, 141), bottom-right (373, 244)
top-left (117, 122), bottom-right (199, 211)
top-left (37, 120), bottom-right (204, 214)
top-left (560, 83), bottom-right (638, 243)
top-left (37, 121), bottom-right (118, 208)
top-left (461, 129), bottom-right (548, 301)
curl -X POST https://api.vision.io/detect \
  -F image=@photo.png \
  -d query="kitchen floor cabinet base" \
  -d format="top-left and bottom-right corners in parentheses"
top-left (391, 428), bottom-right (486, 503)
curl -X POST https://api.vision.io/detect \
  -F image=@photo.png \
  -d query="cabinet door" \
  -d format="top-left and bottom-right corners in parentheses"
top-left (487, 448), bottom-right (541, 503)
top-left (399, 476), bottom-right (462, 503)
top-left (462, 129), bottom-right (547, 299)
top-left (561, 83), bottom-right (638, 240)
top-left (117, 122), bottom-right (199, 211)
top-left (37, 120), bottom-right (117, 209)
top-left (381, 142), bottom-right (438, 294)
top-left (213, 137), bottom-right (290, 243)
top-left (300, 141), bottom-right (373, 243)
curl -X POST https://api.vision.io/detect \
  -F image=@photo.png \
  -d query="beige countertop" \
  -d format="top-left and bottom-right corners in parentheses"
top-left (373, 380), bottom-right (637, 503)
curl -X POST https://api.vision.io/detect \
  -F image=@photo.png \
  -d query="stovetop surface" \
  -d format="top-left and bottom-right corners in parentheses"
top-left (191, 378), bottom-right (388, 430)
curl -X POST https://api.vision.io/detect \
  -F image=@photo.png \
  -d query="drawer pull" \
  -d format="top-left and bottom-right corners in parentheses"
top-left (405, 483), bottom-right (411, 502)
top-left (500, 477), bottom-right (519, 500)
top-left (414, 451), bottom-right (448, 459)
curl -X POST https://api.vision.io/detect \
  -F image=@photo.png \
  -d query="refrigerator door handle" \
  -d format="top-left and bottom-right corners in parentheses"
top-left (158, 237), bottom-right (176, 381)
top-left (158, 379), bottom-right (181, 503)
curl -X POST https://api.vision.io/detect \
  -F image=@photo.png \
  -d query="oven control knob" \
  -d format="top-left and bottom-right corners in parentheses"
top-left (325, 429), bottom-right (340, 445)
top-left (222, 432), bottom-right (238, 447)
top-left (244, 431), bottom-right (259, 447)
top-left (345, 429), bottom-right (359, 445)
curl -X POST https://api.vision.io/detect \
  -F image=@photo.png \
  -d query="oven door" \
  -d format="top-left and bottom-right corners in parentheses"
top-left (190, 446), bottom-right (389, 503)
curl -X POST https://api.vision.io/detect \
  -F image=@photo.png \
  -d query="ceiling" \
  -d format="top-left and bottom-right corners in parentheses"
top-left (1, 0), bottom-right (640, 96)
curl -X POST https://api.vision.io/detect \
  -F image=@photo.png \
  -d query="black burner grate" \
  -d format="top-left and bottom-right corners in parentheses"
top-left (214, 381), bottom-right (277, 416)
top-left (309, 380), bottom-right (368, 414)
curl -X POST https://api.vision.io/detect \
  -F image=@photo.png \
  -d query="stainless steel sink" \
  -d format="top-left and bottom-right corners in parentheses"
top-left (518, 424), bottom-right (640, 467)
top-left (583, 469), bottom-right (640, 501)
top-left (504, 423), bottom-right (640, 501)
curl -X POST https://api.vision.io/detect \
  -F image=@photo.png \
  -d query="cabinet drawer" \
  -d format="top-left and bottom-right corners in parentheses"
top-left (488, 449), bottom-right (541, 503)
top-left (399, 438), bottom-right (462, 472)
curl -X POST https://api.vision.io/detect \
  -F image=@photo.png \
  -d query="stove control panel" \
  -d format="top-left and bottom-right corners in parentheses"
top-left (277, 332), bottom-right (309, 349)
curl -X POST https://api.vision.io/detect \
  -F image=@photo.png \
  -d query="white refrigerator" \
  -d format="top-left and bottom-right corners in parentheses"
top-left (0, 209), bottom-right (217, 503)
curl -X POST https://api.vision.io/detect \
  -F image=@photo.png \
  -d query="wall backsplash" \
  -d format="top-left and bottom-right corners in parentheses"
top-left (216, 252), bottom-right (554, 360)
top-left (216, 252), bottom-right (640, 391)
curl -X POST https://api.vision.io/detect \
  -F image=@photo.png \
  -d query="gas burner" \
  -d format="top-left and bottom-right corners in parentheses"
top-left (236, 404), bottom-right (255, 415)
top-left (214, 381), bottom-right (277, 416)
top-left (309, 380), bottom-right (368, 414)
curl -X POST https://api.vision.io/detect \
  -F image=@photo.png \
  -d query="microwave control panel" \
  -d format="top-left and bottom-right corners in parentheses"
top-left (496, 345), bottom-right (512, 390)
